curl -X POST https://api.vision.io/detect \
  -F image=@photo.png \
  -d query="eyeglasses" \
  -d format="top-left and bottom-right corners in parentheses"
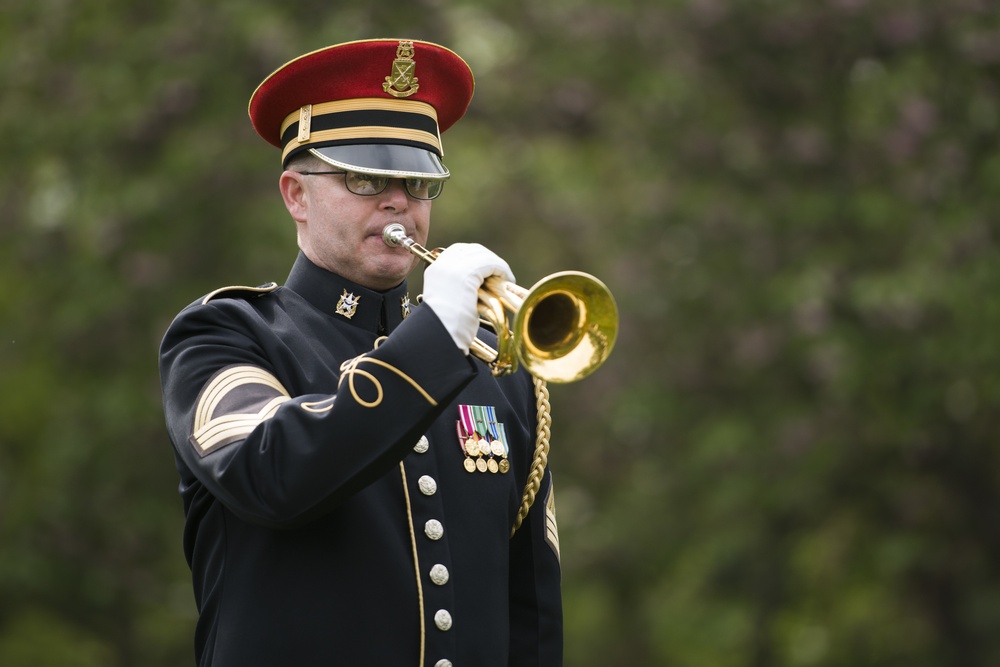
top-left (296, 170), bottom-right (445, 200)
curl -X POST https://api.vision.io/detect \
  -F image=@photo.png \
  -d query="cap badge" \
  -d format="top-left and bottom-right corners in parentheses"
top-left (336, 289), bottom-right (360, 319)
top-left (383, 41), bottom-right (420, 98)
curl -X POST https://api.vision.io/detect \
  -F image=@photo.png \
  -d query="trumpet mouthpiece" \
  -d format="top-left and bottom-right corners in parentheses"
top-left (382, 223), bottom-right (407, 247)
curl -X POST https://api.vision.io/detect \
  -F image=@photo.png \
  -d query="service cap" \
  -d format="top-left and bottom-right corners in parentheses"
top-left (248, 39), bottom-right (474, 179)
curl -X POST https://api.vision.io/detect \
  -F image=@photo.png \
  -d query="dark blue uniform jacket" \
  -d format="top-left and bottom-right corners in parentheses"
top-left (159, 253), bottom-right (563, 667)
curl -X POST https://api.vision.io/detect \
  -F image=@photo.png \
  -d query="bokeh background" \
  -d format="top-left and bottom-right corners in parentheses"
top-left (3, 0), bottom-right (1000, 665)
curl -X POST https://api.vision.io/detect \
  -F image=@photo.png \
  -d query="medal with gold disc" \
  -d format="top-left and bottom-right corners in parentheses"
top-left (455, 421), bottom-right (477, 473)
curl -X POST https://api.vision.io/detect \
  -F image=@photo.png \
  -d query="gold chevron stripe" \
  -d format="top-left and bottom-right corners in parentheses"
top-left (191, 366), bottom-right (291, 454)
top-left (192, 396), bottom-right (290, 453)
top-left (194, 366), bottom-right (289, 432)
top-left (545, 482), bottom-right (560, 563)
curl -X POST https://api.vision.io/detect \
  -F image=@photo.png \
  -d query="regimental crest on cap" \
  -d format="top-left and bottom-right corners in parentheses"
top-left (383, 41), bottom-right (420, 98)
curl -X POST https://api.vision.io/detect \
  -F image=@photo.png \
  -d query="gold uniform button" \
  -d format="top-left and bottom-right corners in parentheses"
top-left (414, 435), bottom-right (430, 453)
top-left (418, 475), bottom-right (438, 496)
top-left (434, 609), bottom-right (453, 631)
top-left (424, 519), bottom-right (444, 540)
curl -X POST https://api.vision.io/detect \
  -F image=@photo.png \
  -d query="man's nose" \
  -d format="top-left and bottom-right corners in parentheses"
top-left (379, 179), bottom-right (410, 208)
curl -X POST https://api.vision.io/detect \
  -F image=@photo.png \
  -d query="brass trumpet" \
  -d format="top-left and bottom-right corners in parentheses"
top-left (382, 223), bottom-right (618, 383)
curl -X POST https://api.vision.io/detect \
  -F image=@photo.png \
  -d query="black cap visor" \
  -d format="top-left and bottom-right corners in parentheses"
top-left (309, 145), bottom-right (449, 179)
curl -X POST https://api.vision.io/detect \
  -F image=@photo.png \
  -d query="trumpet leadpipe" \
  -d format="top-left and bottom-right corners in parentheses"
top-left (382, 223), bottom-right (438, 264)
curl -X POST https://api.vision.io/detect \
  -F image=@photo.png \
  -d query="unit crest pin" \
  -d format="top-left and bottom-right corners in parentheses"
top-left (336, 290), bottom-right (360, 319)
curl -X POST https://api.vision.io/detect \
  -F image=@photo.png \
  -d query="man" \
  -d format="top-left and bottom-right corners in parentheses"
top-left (159, 39), bottom-right (563, 666)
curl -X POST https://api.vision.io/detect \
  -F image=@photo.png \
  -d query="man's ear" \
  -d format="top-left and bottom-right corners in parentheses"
top-left (279, 170), bottom-right (309, 223)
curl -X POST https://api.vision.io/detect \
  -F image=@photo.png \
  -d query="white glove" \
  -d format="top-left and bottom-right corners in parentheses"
top-left (423, 243), bottom-right (515, 354)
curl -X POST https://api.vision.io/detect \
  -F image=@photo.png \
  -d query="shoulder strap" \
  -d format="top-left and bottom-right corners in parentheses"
top-left (201, 282), bottom-right (279, 305)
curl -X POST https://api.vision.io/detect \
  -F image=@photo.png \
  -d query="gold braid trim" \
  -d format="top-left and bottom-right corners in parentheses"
top-left (511, 376), bottom-right (551, 537)
top-left (338, 351), bottom-right (438, 408)
top-left (398, 463), bottom-right (426, 666)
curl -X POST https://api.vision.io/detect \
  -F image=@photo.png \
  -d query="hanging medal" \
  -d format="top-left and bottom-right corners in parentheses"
top-left (486, 406), bottom-right (510, 473)
top-left (455, 420), bottom-right (477, 473)
top-left (472, 405), bottom-right (496, 472)
top-left (480, 406), bottom-right (502, 473)
top-left (458, 404), bottom-right (511, 474)
top-left (458, 405), bottom-right (485, 472)
top-left (493, 417), bottom-right (511, 474)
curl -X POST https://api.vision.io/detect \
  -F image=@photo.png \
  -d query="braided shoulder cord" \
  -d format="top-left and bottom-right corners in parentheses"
top-left (510, 376), bottom-right (551, 537)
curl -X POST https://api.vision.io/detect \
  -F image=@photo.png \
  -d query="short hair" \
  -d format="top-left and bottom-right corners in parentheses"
top-left (285, 151), bottom-right (324, 173)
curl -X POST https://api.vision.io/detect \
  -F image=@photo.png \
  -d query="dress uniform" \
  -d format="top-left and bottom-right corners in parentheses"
top-left (159, 40), bottom-right (563, 667)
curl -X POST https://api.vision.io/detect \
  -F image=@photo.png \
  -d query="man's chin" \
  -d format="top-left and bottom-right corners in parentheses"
top-left (365, 258), bottom-right (414, 291)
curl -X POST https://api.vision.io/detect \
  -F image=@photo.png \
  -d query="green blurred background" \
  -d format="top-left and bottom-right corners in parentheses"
top-left (3, 0), bottom-right (1000, 665)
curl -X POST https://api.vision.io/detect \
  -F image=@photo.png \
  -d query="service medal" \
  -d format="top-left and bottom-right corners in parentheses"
top-left (456, 421), bottom-right (477, 473)
top-left (460, 404), bottom-right (513, 475)
top-left (487, 407), bottom-right (512, 474)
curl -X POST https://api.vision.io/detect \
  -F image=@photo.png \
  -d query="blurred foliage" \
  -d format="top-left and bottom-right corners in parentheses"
top-left (2, 0), bottom-right (999, 665)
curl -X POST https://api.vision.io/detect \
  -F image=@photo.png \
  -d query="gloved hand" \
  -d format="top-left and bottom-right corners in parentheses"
top-left (422, 243), bottom-right (515, 355)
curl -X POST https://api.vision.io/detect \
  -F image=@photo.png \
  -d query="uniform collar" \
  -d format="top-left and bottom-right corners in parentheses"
top-left (284, 252), bottom-right (412, 334)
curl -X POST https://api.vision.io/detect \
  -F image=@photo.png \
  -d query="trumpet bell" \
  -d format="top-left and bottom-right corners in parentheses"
top-left (514, 271), bottom-right (618, 383)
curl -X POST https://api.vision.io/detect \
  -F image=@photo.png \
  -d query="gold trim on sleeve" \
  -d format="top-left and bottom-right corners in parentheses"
top-left (191, 366), bottom-right (291, 455)
top-left (301, 397), bottom-right (336, 413)
top-left (338, 355), bottom-right (437, 408)
top-left (194, 366), bottom-right (290, 432)
top-left (545, 477), bottom-right (561, 564)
